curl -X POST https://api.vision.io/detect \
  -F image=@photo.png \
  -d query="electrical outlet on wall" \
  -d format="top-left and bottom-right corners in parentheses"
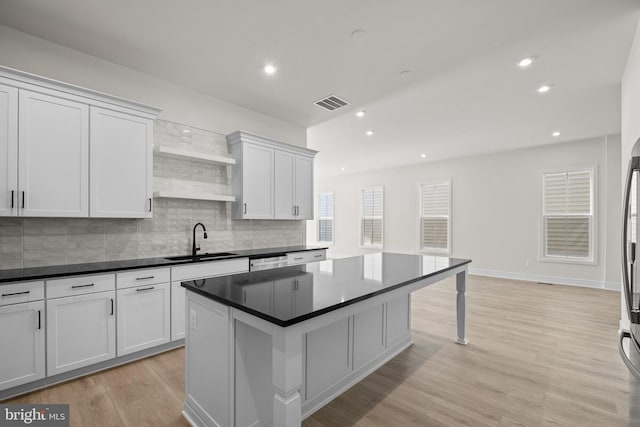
top-left (190, 309), bottom-right (197, 330)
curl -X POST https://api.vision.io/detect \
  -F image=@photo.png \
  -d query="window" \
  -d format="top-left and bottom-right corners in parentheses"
top-left (318, 192), bottom-right (334, 243)
top-left (420, 181), bottom-right (451, 254)
top-left (361, 187), bottom-right (383, 247)
top-left (542, 168), bottom-right (594, 263)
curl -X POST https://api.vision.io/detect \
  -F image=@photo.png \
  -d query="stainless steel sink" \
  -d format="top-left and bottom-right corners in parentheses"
top-left (165, 252), bottom-right (237, 262)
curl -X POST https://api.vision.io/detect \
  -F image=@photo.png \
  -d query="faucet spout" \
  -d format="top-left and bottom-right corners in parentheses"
top-left (192, 223), bottom-right (208, 258)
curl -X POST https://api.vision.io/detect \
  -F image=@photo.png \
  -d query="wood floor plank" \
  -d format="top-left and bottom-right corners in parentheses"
top-left (2, 275), bottom-right (638, 426)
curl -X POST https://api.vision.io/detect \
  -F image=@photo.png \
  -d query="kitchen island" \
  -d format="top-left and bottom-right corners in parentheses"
top-left (181, 252), bottom-right (471, 427)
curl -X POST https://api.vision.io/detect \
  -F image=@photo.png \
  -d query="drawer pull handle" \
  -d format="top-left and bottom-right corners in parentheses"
top-left (136, 286), bottom-right (155, 292)
top-left (37, 310), bottom-right (41, 330)
top-left (2, 290), bottom-right (30, 297)
top-left (294, 257), bottom-right (303, 260)
top-left (314, 255), bottom-right (323, 258)
top-left (136, 276), bottom-right (155, 281)
top-left (110, 298), bottom-right (114, 316)
top-left (72, 283), bottom-right (95, 289)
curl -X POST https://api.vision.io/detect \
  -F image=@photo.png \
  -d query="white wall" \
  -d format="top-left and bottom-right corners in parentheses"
top-left (309, 136), bottom-right (621, 289)
top-left (0, 25), bottom-right (306, 146)
top-left (621, 19), bottom-right (640, 328)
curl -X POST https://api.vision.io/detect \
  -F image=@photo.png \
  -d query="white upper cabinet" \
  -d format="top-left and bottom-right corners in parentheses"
top-left (228, 131), bottom-right (317, 220)
top-left (237, 142), bottom-right (274, 219)
top-left (274, 150), bottom-right (295, 219)
top-left (0, 83), bottom-right (17, 217)
top-left (293, 155), bottom-right (313, 220)
top-left (19, 90), bottom-right (89, 217)
top-left (90, 107), bottom-right (153, 218)
top-left (0, 66), bottom-right (160, 218)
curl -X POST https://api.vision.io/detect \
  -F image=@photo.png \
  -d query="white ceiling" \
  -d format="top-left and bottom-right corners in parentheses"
top-left (0, 0), bottom-right (638, 176)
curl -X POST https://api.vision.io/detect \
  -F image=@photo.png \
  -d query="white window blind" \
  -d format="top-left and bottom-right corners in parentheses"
top-left (420, 181), bottom-right (450, 253)
top-left (543, 170), bottom-right (593, 260)
top-left (361, 187), bottom-right (383, 247)
top-left (318, 192), bottom-right (334, 243)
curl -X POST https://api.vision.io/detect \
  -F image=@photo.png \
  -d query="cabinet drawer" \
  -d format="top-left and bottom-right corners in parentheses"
top-left (47, 274), bottom-right (115, 299)
top-left (172, 258), bottom-right (249, 282)
top-left (117, 267), bottom-right (170, 289)
top-left (0, 281), bottom-right (44, 306)
top-left (286, 250), bottom-right (326, 265)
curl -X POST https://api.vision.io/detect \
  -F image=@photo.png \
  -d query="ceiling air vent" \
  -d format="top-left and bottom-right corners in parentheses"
top-left (314, 95), bottom-right (350, 111)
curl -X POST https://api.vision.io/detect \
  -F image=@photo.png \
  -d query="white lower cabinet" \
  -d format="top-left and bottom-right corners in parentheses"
top-left (352, 305), bottom-right (385, 370)
top-left (117, 282), bottom-right (170, 356)
top-left (0, 300), bottom-right (45, 391)
top-left (46, 291), bottom-right (116, 376)
top-left (305, 318), bottom-right (351, 400)
top-left (170, 282), bottom-right (186, 341)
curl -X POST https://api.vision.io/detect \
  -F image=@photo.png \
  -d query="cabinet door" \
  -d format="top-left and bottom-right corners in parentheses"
top-left (294, 155), bottom-right (314, 220)
top-left (171, 281), bottom-right (186, 341)
top-left (19, 90), bottom-right (89, 217)
top-left (0, 301), bottom-right (44, 391)
top-left (117, 282), bottom-right (170, 356)
top-left (90, 107), bottom-right (153, 218)
top-left (0, 84), bottom-right (18, 217)
top-left (274, 151), bottom-right (295, 219)
top-left (242, 143), bottom-right (273, 219)
top-left (47, 291), bottom-right (116, 376)
top-left (305, 318), bottom-right (351, 400)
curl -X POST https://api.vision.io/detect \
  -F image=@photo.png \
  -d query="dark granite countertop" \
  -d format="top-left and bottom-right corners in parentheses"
top-left (182, 253), bottom-right (471, 327)
top-left (0, 245), bottom-right (328, 284)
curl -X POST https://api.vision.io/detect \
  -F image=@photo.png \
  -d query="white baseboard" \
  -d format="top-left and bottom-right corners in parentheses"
top-left (468, 267), bottom-right (620, 291)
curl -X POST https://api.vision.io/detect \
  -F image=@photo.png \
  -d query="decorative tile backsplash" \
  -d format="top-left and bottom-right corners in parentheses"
top-left (0, 120), bottom-right (303, 269)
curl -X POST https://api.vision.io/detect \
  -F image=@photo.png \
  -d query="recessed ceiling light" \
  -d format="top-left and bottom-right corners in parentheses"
top-left (351, 29), bottom-right (367, 41)
top-left (341, 167), bottom-right (346, 171)
top-left (537, 84), bottom-right (551, 93)
top-left (355, 110), bottom-right (366, 118)
top-left (400, 70), bottom-right (413, 78)
top-left (552, 131), bottom-right (561, 137)
top-left (263, 64), bottom-right (277, 75)
top-left (518, 57), bottom-right (535, 68)
top-left (421, 153), bottom-right (427, 158)
top-left (366, 130), bottom-right (374, 136)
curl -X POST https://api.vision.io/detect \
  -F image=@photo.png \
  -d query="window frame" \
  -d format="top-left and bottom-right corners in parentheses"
top-left (317, 191), bottom-right (334, 245)
top-left (359, 186), bottom-right (384, 249)
top-left (418, 179), bottom-right (452, 255)
top-left (539, 166), bottom-right (597, 265)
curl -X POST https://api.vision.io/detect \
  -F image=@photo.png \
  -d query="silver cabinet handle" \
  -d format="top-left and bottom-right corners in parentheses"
top-left (72, 283), bottom-right (95, 289)
top-left (10, 190), bottom-right (14, 208)
top-left (136, 286), bottom-right (155, 292)
top-left (148, 198), bottom-right (152, 212)
top-left (21, 191), bottom-right (25, 209)
top-left (244, 203), bottom-right (247, 214)
top-left (136, 276), bottom-right (155, 281)
top-left (314, 254), bottom-right (323, 258)
top-left (2, 290), bottom-right (30, 297)
top-left (37, 310), bottom-right (41, 330)
top-left (294, 257), bottom-right (303, 260)
top-left (110, 298), bottom-right (114, 316)
top-left (292, 205), bottom-right (296, 216)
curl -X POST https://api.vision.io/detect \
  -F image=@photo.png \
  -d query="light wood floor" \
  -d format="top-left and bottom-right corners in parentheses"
top-left (4, 275), bottom-right (638, 426)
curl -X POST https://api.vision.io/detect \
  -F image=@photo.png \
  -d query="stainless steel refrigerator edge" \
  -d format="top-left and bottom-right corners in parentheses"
top-left (620, 139), bottom-right (640, 381)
